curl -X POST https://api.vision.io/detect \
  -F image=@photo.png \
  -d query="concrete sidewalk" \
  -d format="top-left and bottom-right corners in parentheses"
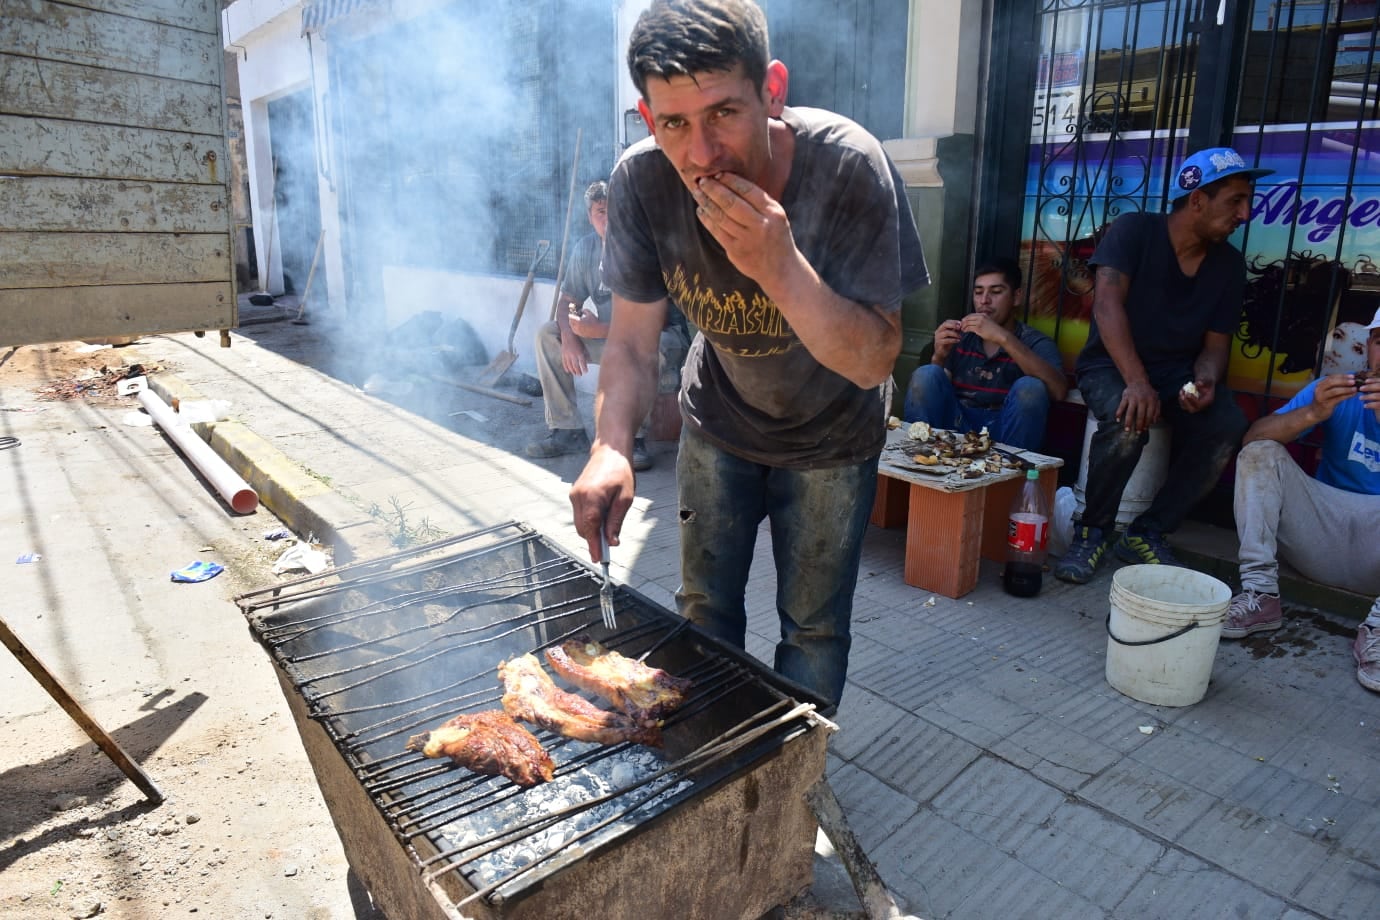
top-left (127, 310), bottom-right (1380, 919)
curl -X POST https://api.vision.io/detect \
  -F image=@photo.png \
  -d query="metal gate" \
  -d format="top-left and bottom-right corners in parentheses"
top-left (1002, 0), bottom-right (1380, 404)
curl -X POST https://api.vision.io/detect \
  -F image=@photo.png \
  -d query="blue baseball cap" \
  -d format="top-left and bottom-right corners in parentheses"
top-left (1168, 147), bottom-right (1273, 201)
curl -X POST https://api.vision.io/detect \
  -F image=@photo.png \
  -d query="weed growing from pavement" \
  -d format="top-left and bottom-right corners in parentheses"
top-left (369, 496), bottom-right (445, 547)
top-left (303, 467), bottom-right (333, 487)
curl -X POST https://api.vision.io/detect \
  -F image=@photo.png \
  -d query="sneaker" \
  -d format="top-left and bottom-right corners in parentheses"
top-left (1354, 624), bottom-right (1380, 692)
top-left (631, 437), bottom-right (652, 472)
top-left (1114, 527), bottom-right (1184, 567)
top-left (1221, 590), bottom-right (1283, 639)
top-left (524, 427), bottom-right (589, 459)
top-left (1053, 525), bottom-right (1112, 584)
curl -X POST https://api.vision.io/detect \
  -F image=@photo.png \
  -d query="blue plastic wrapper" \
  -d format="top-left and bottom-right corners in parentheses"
top-left (170, 560), bottom-right (224, 583)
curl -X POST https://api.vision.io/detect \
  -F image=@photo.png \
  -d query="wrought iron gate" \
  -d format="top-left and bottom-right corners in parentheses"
top-left (1003, 0), bottom-right (1380, 404)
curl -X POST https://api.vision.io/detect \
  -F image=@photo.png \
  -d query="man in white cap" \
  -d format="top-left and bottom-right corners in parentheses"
top-left (1054, 146), bottom-right (1272, 584)
top-left (1222, 307), bottom-right (1380, 693)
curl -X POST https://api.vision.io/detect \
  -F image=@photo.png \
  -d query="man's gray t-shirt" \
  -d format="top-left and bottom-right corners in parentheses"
top-left (602, 106), bottom-right (929, 467)
top-left (561, 231), bottom-right (611, 316)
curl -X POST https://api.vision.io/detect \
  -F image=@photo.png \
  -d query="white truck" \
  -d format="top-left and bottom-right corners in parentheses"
top-left (1, 0), bottom-right (235, 347)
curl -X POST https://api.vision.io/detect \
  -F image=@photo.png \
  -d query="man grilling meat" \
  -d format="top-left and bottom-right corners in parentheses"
top-left (568, 0), bottom-right (928, 705)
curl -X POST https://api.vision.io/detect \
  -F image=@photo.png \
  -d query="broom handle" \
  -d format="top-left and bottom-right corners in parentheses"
top-left (548, 128), bottom-right (583, 322)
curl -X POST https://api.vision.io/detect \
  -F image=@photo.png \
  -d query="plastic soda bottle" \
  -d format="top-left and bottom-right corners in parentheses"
top-left (1003, 469), bottom-right (1049, 597)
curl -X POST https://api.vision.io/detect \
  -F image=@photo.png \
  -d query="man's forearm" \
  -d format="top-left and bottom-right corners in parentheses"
top-left (762, 248), bottom-right (901, 388)
top-left (1243, 404), bottom-right (1325, 445)
top-left (593, 337), bottom-right (657, 451)
top-left (1002, 335), bottom-right (1069, 400)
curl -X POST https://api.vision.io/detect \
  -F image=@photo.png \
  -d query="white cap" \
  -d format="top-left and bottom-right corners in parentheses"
top-left (1368, 306), bottom-right (1380, 331)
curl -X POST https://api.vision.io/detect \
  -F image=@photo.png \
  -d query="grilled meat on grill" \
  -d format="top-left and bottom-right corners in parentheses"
top-left (499, 653), bottom-right (663, 747)
top-left (545, 637), bottom-right (692, 725)
top-left (405, 710), bottom-right (554, 787)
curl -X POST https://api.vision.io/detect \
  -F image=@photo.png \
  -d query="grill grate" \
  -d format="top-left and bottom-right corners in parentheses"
top-left (238, 522), bottom-right (829, 913)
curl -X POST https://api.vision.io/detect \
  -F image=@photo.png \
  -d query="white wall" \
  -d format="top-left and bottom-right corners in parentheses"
top-left (224, 0), bottom-right (343, 311)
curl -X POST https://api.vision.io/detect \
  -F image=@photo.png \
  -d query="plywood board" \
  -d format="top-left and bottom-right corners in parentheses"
top-left (0, 53), bottom-right (223, 135)
top-left (0, 176), bottom-right (227, 234)
top-left (2, 232), bottom-right (230, 289)
top-left (54, 0), bottom-right (220, 35)
top-left (0, 283), bottom-right (234, 346)
top-left (0, 116), bottom-right (228, 183)
top-left (0, 0), bottom-right (221, 83)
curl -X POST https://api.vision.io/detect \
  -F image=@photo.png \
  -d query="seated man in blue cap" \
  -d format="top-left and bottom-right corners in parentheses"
top-left (1054, 147), bottom-right (1272, 584)
top-left (902, 256), bottom-right (1067, 451)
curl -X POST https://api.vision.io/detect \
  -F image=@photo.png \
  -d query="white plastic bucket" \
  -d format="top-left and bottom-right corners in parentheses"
top-left (1105, 565), bottom-right (1230, 707)
top-left (1074, 413), bottom-right (1171, 527)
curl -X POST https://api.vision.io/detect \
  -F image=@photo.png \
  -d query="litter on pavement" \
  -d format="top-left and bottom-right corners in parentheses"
top-left (16, 552), bottom-right (41, 564)
top-left (272, 543), bottom-right (330, 575)
top-left (262, 527), bottom-right (293, 541)
top-left (170, 560), bottom-right (224, 583)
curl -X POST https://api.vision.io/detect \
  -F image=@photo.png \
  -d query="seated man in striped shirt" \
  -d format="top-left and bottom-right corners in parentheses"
top-left (902, 257), bottom-right (1068, 450)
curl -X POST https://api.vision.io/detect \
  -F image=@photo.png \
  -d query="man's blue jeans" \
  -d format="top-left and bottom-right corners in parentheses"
top-left (1076, 365), bottom-right (1248, 534)
top-left (902, 364), bottom-right (1051, 450)
top-left (674, 425), bottom-right (878, 706)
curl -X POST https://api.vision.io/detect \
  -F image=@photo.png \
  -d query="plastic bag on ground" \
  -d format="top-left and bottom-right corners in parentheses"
top-left (1049, 486), bottom-right (1076, 557)
top-left (273, 543), bottom-right (331, 575)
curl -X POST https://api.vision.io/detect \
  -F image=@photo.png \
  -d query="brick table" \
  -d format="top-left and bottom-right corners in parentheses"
top-left (870, 430), bottom-right (1063, 598)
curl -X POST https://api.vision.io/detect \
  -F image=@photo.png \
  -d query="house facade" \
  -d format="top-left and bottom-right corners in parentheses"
top-left (224, 0), bottom-right (1380, 406)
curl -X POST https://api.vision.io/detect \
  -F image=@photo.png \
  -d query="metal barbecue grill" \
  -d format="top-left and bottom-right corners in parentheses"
top-left (237, 522), bottom-right (834, 920)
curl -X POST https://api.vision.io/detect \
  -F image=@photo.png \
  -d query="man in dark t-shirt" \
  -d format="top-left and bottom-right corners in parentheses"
top-left (1053, 146), bottom-right (1270, 584)
top-left (902, 257), bottom-right (1067, 450)
top-left (567, 0), bottom-right (928, 705)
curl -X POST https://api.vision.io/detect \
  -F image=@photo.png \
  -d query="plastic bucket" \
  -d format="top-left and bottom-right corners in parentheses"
top-left (1074, 413), bottom-right (1171, 527)
top-left (1105, 565), bottom-right (1230, 707)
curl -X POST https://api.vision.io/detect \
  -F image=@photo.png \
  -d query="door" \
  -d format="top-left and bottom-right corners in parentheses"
top-left (0, 0), bottom-right (235, 347)
top-left (267, 89), bottom-right (323, 299)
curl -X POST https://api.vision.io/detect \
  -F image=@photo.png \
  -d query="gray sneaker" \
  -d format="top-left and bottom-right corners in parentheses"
top-left (1354, 624), bottom-right (1380, 692)
top-left (525, 427), bottom-right (589, 459)
top-left (1221, 590), bottom-right (1283, 639)
top-left (632, 437), bottom-right (652, 472)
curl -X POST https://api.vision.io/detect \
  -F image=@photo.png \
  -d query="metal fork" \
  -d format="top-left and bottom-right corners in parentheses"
top-left (598, 525), bottom-right (617, 629)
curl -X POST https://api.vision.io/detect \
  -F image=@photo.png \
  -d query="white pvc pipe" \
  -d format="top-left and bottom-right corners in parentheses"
top-left (136, 389), bottom-right (259, 514)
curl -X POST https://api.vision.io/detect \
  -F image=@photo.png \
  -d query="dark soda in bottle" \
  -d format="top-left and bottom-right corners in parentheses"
top-left (1003, 468), bottom-right (1049, 598)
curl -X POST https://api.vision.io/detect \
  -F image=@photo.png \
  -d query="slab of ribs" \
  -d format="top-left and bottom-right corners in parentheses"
top-left (499, 653), bottom-right (662, 747)
top-left (544, 636), bottom-right (692, 725)
top-left (405, 710), bottom-right (555, 787)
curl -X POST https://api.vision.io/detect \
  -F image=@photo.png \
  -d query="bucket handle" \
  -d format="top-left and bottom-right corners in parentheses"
top-left (1105, 611), bottom-right (1200, 646)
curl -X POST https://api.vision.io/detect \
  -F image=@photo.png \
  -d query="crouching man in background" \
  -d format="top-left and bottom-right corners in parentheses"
top-left (1223, 308), bottom-right (1380, 693)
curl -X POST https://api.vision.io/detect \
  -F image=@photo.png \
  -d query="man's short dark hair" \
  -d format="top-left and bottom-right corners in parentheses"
top-left (627, 0), bottom-right (770, 101)
top-left (584, 180), bottom-right (608, 211)
top-left (1170, 178), bottom-right (1224, 212)
top-left (973, 257), bottom-right (1023, 291)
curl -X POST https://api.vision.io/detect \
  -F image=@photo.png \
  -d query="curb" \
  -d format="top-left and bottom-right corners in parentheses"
top-left (142, 369), bottom-right (396, 566)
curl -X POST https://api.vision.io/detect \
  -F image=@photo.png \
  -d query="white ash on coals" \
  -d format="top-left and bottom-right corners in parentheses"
top-left (439, 743), bottom-right (691, 885)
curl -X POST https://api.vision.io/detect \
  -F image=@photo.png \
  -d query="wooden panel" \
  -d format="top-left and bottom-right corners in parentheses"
top-left (0, 176), bottom-right (227, 234)
top-left (0, 283), bottom-right (234, 346)
top-left (53, 0), bottom-right (220, 35)
top-left (0, 0), bottom-right (221, 84)
top-left (0, 0), bottom-right (231, 346)
top-left (0, 116), bottom-right (227, 183)
top-left (0, 54), bottom-right (223, 134)
top-left (2, 232), bottom-right (230, 289)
